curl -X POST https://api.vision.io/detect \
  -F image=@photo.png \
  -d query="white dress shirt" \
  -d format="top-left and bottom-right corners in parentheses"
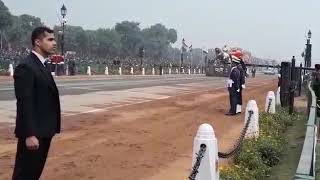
top-left (32, 50), bottom-right (46, 67)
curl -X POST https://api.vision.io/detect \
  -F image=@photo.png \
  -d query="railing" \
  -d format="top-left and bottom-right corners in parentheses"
top-left (294, 81), bottom-right (318, 180)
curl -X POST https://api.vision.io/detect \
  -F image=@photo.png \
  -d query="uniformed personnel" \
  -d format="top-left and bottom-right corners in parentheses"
top-left (237, 59), bottom-right (246, 114)
top-left (225, 57), bottom-right (241, 116)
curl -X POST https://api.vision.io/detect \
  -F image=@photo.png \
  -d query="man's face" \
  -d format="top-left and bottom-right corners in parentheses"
top-left (36, 32), bottom-right (57, 55)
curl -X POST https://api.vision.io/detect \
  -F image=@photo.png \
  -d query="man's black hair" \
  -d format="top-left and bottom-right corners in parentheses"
top-left (31, 26), bottom-right (54, 46)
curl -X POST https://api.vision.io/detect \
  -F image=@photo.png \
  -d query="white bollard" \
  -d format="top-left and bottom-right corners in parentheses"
top-left (192, 123), bottom-right (219, 180)
top-left (176, 68), bottom-right (179, 74)
top-left (245, 100), bottom-right (259, 138)
top-left (188, 68), bottom-right (191, 75)
top-left (182, 68), bottom-right (185, 74)
top-left (194, 69), bottom-right (196, 74)
top-left (276, 87), bottom-right (281, 105)
top-left (87, 66), bottom-right (91, 76)
top-left (9, 64), bottom-right (14, 76)
top-left (105, 66), bottom-right (109, 75)
top-left (161, 68), bottom-right (164, 75)
top-left (152, 67), bottom-right (155, 75)
top-left (169, 68), bottom-right (172, 74)
top-left (130, 67), bottom-right (134, 75)
top-left (265, 91), bottom-right (276, 113)
top-left (198, 68), bottom-right (201, 74)
top-left (65, 65), bottom-right (69, 76)
top-left (142, 67), bottom-right (145, 75)
top-left (119, 67), bottom-right (122, 75)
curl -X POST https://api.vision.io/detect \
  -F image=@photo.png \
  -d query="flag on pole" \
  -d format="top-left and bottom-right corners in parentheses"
top-left (181, 38), bottom-right (188, 52)
top-left (189, 44), bottom-right (192, 52)
top-left (202, 49), bottom-right (208, 54)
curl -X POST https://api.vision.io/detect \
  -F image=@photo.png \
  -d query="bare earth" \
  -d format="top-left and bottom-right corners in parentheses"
top-left (0, 78), bottom-right (277, 180)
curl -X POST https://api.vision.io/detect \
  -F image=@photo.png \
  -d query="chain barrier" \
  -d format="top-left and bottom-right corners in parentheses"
top-left (188, 144), bottom-right (207, 180)
top-left (267, 98), bottom-right (272, 113)
top-left (218, 110), bottom-right (254, 158)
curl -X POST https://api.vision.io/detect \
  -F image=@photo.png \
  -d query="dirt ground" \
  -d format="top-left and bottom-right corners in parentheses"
top-left (0, 78), bottom-right (277, 180)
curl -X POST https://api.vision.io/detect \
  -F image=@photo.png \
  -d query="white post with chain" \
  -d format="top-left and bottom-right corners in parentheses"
top-left (265, 91), bottom-right (276, 113)
top-left (245, 100), bottom-right (259, 138)
top-left (276, 87), bottom-right (281, 105)
top-left (191, 123), bottom-right (219, 180)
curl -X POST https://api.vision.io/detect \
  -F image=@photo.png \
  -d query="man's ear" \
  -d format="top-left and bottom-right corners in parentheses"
top-left (35, 39), bottom-right (41, 47)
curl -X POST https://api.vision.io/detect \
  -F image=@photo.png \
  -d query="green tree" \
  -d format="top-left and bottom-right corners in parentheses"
top-left (115, 21), bottom-right (142, 57)
top-left (6, 14), bottom-right (42, 49)
top-left (142, 23), bottom-right (177, 61)
top-left (54, 25), bottom-right (88, 54)
top-left (95, 28), bottom-right (121, 57)
top-left (0, 0), bottom-right (12, 30)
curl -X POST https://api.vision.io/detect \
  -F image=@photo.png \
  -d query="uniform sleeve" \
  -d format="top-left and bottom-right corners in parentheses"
top-left (231, 69), bottom-right (240, 90)
top-left (241, 69), bottom-right (246, 85)
top-left (14, 64), bottom-right (36, 137)
top-left (235, 69), bottom-right (241, 90)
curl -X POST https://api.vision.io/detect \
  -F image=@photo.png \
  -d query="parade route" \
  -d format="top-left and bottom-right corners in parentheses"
top-left (0, 74), bottom-right (277, 180)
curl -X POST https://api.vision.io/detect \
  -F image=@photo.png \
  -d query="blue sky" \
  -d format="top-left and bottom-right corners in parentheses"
top-left (2, 0), bottom-right (320, 64)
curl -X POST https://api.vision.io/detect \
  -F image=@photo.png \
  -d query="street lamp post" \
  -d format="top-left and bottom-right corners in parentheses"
top-left (60, 4), bottom-right (67, 56)
top-left (305, 30), bottom-right (312, 68)
top-left (56, 4), bottom-right (67, 76)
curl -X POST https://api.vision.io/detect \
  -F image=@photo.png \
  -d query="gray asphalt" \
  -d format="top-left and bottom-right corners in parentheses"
top-left (0, 75), bottom-right (225, 101)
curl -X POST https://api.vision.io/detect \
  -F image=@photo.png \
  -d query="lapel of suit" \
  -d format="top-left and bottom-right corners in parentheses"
top-left (30, 53), bottom-right (58, 94)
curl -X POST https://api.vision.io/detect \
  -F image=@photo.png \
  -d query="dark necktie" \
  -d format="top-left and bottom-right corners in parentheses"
top-left (44, 59), bottom-right (49, 67)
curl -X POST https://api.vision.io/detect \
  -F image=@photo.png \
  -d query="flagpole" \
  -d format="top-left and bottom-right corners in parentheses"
top-left (190, 51), bottom-right (193, 68)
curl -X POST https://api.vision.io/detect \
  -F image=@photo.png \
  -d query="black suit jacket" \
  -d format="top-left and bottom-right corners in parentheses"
top-left (14, 53), bottom-right (61, 138)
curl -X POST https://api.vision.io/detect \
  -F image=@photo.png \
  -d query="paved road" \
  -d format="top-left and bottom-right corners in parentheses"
top-left (0, 74), bottom-right (276, 124)
top-left (0, 75), bottom-right (221, 101)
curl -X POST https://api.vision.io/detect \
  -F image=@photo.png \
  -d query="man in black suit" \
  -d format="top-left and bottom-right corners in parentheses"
top-left (12, 27), bottom-right (61, 180)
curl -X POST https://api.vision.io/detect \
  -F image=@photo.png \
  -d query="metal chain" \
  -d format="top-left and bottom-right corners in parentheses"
top-left (218, 110), bottom-right (254, 158)
top-left (267, 98), bottom-right (272, 113)
top-left (188, 144), bottom-right (207, 180)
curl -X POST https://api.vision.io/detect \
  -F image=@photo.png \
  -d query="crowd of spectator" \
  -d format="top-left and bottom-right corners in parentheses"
top-left (0, 49), bottom-right (203, 75)
top-left (0, 49), bottom-right (29, 75)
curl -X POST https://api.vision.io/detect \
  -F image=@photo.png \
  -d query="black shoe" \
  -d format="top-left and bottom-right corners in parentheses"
top-left (236, 112), bottom-right (242, 114)
top-left (225, 112), bottom-right (237, 116)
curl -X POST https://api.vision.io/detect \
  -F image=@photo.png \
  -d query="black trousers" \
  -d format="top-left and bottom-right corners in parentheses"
top-left (228, 88), bottom-right (238, 114)
top-left (12, 137), bottom-right (52, 180)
